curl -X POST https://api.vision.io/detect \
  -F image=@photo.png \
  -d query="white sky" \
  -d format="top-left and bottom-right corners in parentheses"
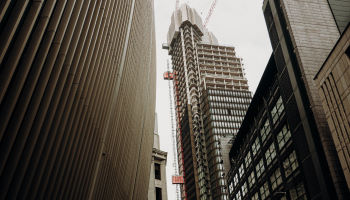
top-left (154, 1), bottom-right (272, 199)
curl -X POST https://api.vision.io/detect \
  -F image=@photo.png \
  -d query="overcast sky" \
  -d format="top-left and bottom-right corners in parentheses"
top-left (154, 0), bottom-right (272, 199)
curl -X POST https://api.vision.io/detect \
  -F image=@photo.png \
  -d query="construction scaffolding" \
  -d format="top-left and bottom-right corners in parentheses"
top-left (164, 60), bottom-right (182, 200)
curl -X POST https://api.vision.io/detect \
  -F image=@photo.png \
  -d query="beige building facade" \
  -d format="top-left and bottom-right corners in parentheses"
top-left (315, 24), bottom-right (350, 191)
top-left (0, 0), bottom-right (156, 199)
top-left (148, 116), bottom-right (168, 200)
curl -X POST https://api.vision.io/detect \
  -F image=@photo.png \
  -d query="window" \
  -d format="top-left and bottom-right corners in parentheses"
top-left (271, 96), bottom-right (284, 124)
top-left (229, 181), bottom-right (234, 194)
top-left (256, 159), bottom-right (265, 178)
top-left (277, 125), bottom-right (291, 149)
top-left (270, 168), bottom-right (282, 190)
top-left (156, 187), bottom-right (162, 200)
top-left (260, 182), bottom-right (270, 200)
top-left (260, 119), bottom-right (271, 142)
top-left (265, 143), bottom-right (276, 166)
top-left (252, 192), bottom-right (259, 200)
top-left (242, 182), bottom-right (248, 197)
top-left (290, 182), bottom-right (307, 200)
top-left (283, 151), bottom-right (299, 177)
top-left (233, 173), bottom-right (239, 187)
top-left (248, 171), bottom-right (255, 188)
top-left (155, 163), bottom-right (161, 180)
top-left (236, 190), bottom-right (242, 200)
top-left (239, 163), bottom-right (245, 178)
top-left (252, 137), bottom-right (261, 156)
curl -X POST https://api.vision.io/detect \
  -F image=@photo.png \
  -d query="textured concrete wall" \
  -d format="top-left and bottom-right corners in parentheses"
top-left (328, 0), bottom-right (350, 33)
top-left (315, 26), bottom-right (350, 191)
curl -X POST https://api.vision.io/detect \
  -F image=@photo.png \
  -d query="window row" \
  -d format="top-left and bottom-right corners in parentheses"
top-left (210, 114), bottom-right (244, 123)
top-left (231, 178), bottom-right (306, 200)
top-left (211, 121), bottom-right (242, 129)
top-left (238, 123), bottom-right (291, 172)
top-left (208, 95), bottom-right (251, 104)
top-left (212, 128), bottom-right (237, 135)
top-left (210, 108), bottom-right (246, 116)
top-left (209, 102), bottom-right (249, 110)
top-left (230, 151), bottom-right (300, 199)
top-left (207, 89), bottom-right (251, 98)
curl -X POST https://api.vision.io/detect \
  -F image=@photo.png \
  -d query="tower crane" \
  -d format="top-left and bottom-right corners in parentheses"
top-left (204, 0), bottom-right (217, 27)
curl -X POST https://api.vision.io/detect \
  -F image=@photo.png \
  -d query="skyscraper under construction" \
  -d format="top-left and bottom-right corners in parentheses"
top-left (166, 4), bottom-right (251, 199)
top-left (0, 0), bottom-right (156, 199)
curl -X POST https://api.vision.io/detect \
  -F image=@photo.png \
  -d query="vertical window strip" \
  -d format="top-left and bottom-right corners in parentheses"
top-left (256, 159), bottom-right (265, 178)
top-left (252, 192), bottom-right (259, 200)
top-left (277, 124), bottom-right (291, 149)
top-left (265, 142), bottom-right (276, 166)
top-left (252, 137), bottom-right (261, 157)
top-left (245, 151), bottom-right (252, 168)
top-left (270, 168), bottom-right (282, 190)
top-left (271, 96), bottom-right (284, 124)
top-left (289, 182), bottom-right (307, 200)
top-left (260, 119), bottom-right (271, 142)
top-left (248, 171), bottom-right (255, 188)
top-left (239, 163), bottom-right (245, 178)
top-left (259, 182), bottom-right (270, 200)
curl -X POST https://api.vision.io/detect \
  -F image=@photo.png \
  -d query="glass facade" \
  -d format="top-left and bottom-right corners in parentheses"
top-left (227, 58), bottom-right (310, 200)
top-left (202, 87), bottom-right (251, 199)
top-left (228, 89), bottom-right (307, 200)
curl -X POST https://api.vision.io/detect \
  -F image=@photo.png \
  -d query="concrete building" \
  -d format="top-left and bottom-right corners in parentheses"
top-left (166, 4), bottom-right (251, 199)
top-left (315, 24), bottom-right (350, 191)
top-left (148, 115), bottom-right (168, 200)
top-left (0, 0), bottom-right (156, 199)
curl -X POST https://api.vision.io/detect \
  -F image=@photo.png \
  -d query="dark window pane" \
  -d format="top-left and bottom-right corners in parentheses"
top-left (156, 187), bottom-right (162, 200)
top-left (155, 163), bottom-right (161, 180)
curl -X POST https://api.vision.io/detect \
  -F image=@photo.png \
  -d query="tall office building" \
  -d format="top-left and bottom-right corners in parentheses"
top-left (0, 0), bottom-right (156, 199)
top-left (228, 56), bottom-right (346, 200)
top-left (166, 4), bottom-right (251, 199)
top-left (227, 0), bottom-right (350, 199)
top-left (148, 114), bottom-right (168, 200)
